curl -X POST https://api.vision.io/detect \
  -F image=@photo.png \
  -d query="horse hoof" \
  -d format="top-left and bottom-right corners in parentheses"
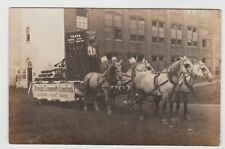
top-left (139, 115), bottom-right (144, 121)
top-left (185, 115), bottom-right (191, 121)
top-left (128, 107), bottom-right (133, 112)
top-left (162, 118), bottom-right (168, 125)
top-left (169, 125), bottom-right (175, 128)
top-left (175, 116), bottom-right (180, 122)
top-left (171, 118), bottom-right (176, 124)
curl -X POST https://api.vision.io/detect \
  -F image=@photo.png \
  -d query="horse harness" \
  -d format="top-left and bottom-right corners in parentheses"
top-left (147, 72), bottom-right (169, 96)
top-left (177, 73), bottom-right (195, 97)
top-left (149, 71), bottom-right (185, 97)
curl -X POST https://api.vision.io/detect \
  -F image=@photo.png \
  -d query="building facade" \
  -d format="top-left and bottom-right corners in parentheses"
top-left (9, 8), bottom-right (65, 87)
top-left (9, 8), bottom-right (221, 87)
top-left (64, 9), bottom-right (221, 72)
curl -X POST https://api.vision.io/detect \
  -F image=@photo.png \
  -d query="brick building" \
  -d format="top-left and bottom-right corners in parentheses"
top-left (64, 9), bottom-right (221, 73)
top-left (9, 8), bottom-right (221, 87)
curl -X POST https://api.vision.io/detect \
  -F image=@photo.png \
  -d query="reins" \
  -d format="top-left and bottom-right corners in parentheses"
top-left (178, 72), bottom-right (196, 97)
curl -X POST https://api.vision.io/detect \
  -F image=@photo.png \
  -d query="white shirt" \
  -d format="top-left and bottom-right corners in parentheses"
top-left (87, 45), bottom-right (97, 57)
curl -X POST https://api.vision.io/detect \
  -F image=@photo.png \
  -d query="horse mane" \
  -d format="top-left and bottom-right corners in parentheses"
top-left (168, 59), bottom-right (183, 75)
top-left (167, 59), bottom-right (184, 84)
top-left (106, 63), bottom-right (118, 85)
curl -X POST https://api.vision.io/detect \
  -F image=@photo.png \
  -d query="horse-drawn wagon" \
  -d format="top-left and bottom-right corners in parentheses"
top-left (28, 29), bottom-right (129, 105)
top-left (27, 29), bottom-right (214, 124)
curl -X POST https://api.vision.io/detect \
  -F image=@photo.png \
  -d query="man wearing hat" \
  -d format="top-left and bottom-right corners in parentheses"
top-left (130, 53), bottom-right (145, 77)
top-left (99, 56), bottom-right (109, 77)
top-left (128, 56), bottom-right (137, 77)
top-left (87, 39), bottom-right (100, 72)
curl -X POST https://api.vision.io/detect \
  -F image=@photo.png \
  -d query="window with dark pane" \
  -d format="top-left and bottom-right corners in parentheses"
top-left (26, 26), bottom-right (30, 43)
top-left (171, 39), bottom-right (176, 44)
top-left (202, 39), bottom-right (207, 48)
top-left (104, 28), bottom-right (111, 40)
top-left (152, 55), bottom-right (157, 61)
top-left (130, 17), bottom-right (145, 42)
top-left (114, 28), bottom-right (122, 40)
top-left (152, 37), bottom-right (157, 43)
top-left (177, 39), bottom-right (182, 45)
top-left (171, 23), bottom-right (182, 45)
top-left (159, 56), bottom-right (164, 61)
top-left (171, 56), bottom-right (176, 62)
top-left (159, 38), bottom-right (164, 43)
top-left (130, 18), bottom-right (137, 41)
top-left (152, 20), bottom-right (165, 43)
top-left (104, 13), bottom-right (122, 40)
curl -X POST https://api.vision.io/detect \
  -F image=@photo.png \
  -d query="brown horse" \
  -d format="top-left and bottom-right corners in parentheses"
top-left (83, 60), bottom-right (123, 114)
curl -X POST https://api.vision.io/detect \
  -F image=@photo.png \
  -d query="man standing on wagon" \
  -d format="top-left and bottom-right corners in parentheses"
top-left (87, 39), bottom-right (100, 73)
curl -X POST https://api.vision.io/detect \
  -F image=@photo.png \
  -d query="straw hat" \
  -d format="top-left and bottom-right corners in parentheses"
top-left (112, 56), bottom-right (118, 63)
top-left (128, 57), bottom-right (136, 64)
top-left (101, 56), bottom-right (108, 63)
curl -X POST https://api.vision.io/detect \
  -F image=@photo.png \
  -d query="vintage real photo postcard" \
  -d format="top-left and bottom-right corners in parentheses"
top-left (9, 8), bottom-right (221, 145)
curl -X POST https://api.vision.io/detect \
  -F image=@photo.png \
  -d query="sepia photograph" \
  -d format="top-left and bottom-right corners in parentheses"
top-left (8, 8), bottom-right (221, 145)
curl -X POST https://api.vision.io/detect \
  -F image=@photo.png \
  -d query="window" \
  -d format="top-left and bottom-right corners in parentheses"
top-left (202, 57), bottom-right (211, 70)
top-left (104, 13), bottom-right (122, 40)
top-left (187, 26), bottom-right (198, 47)
top-left (171, 55), bottom-right (181, 62)
top-left (159, 56), bottom-right (164, 61)
top-left (104, 13), bottom-right (113, 26)
top-left (76, 9), bottom-right (88, 29)
top-left (151, 21), bottom-right (165, 43)
top-left (152, 55), bottom-right (164, 61)
top-left (104, 28), bottom-right (111, 40)
top-left (192, 27), bottom-right (198, 46)
top-left (130, 17), bottom-right (145, 42)
top-left (152, 55), bottom-right (158, 61)
top-left (171, 24), bottom-right (182, 45)
top-left (26, 27), bottom-right (30, 43)
top-left (202, 39), bottom-right (211, 48)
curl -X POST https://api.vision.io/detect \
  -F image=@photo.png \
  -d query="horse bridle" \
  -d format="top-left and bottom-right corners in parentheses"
top-left (198, 63), bottom-right (209, 79)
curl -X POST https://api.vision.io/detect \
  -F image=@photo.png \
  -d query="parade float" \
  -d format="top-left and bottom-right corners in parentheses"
top-left (28, 30), bottom-right (91, 102)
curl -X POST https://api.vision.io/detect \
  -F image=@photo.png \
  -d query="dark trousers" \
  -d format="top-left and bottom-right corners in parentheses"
top-left (88, 57), bottom-right (100, 73)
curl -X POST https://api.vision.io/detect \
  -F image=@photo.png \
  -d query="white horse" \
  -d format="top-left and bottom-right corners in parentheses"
top-left (83, 60), bottom-right (123, 114)
top-left (121, 58), bottom-right (154, 110)
top-left (131, 57), bottom-right (193, 122)
top-left (172, 61), bottom-right (213, 121)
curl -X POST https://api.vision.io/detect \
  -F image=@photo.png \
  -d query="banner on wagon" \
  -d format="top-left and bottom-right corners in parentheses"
top-left (32, 83), bottom-right (76, 102)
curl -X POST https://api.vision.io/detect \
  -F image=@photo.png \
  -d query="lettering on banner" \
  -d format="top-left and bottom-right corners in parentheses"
top-left (32, 83), bottom-right (76, 101)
